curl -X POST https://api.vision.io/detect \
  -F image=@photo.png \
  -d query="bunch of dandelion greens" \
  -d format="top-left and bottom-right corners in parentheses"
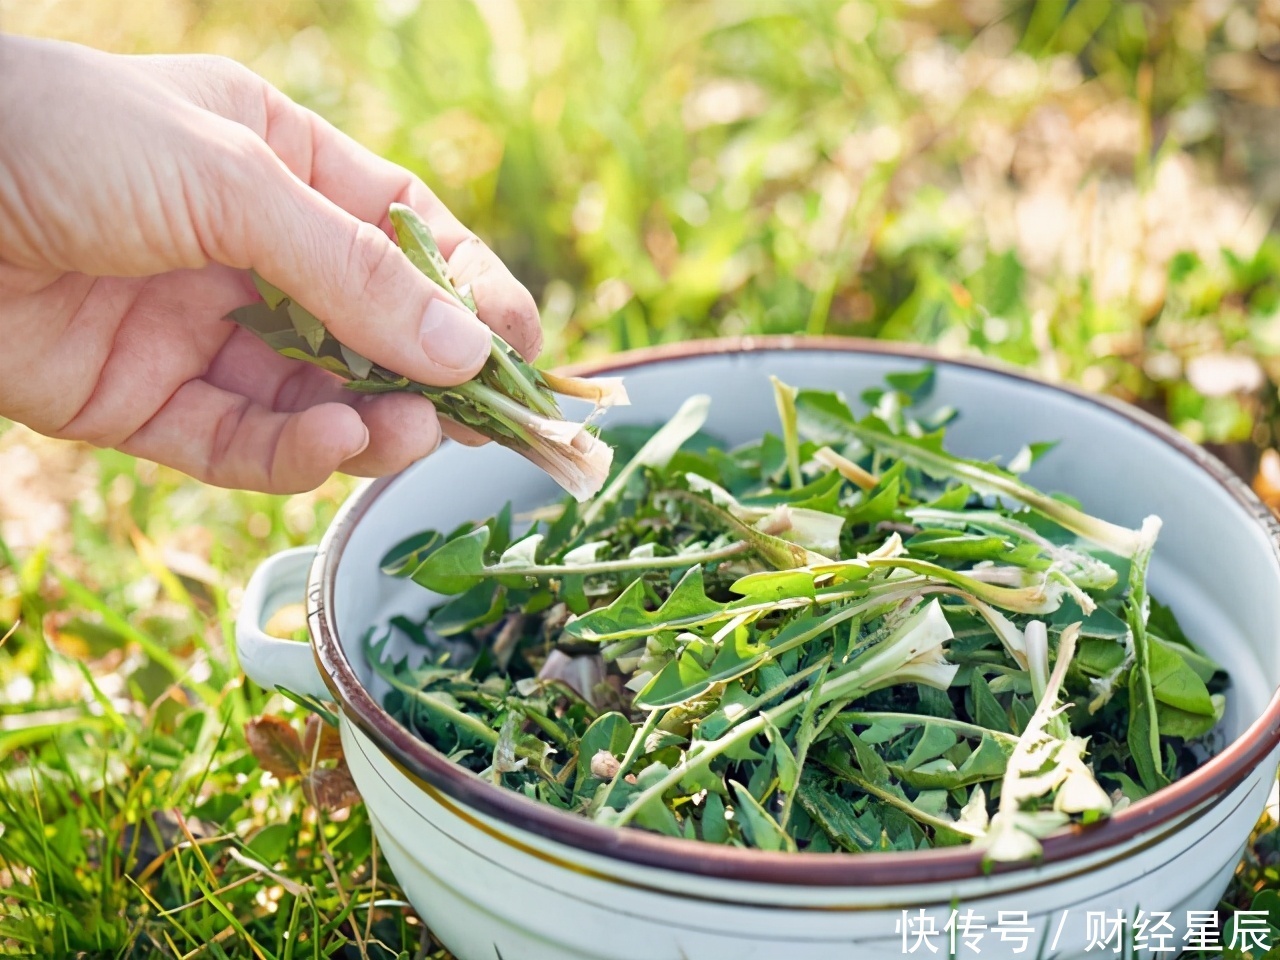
top-left (366, 369), bottom-right (1227, 861)
top-left (229, 203), bottom-right (626, 501)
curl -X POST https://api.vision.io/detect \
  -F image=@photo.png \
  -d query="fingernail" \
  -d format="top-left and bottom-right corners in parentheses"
top-left (420, 299), bottom-right (490, 371)
top-left (345, 421), bottom-right (371, 459)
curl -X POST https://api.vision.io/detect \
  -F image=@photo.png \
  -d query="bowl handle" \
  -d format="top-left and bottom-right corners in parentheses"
top-left (236, 546), bottom-right (332, 701)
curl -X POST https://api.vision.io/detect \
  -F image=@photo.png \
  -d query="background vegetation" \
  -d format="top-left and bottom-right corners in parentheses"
top-left (6, 0), bottom-right (1280, 956)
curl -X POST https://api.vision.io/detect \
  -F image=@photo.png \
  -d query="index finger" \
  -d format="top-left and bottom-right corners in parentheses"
top-left (273, 105), bottom-right (545, 362)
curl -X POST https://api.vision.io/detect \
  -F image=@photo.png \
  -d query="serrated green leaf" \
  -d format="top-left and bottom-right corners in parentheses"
top-left (763, 716), bottom-right (799, 794)
top-left (892, 733), bottom-right (1008, 790)
top-left (792, 388), bottom-right (860, 446)
top-left (564, 567), bottom-right (726, 642)
top-left (381, 531), bottom-right (444, 576)
top-left (905, 530), bottom-right (1047, 567)
top-left (339, 344), bottom-right (374, 380)
top-left (970, 673), bottom-right (1011, 734)
top-left (845, 472), bottom-right (902, 528)
top-left (252, 273), bottom-right (290, 309)
top-left (1149, 637), bottom-right (1217, 717)
top-left (1008, 440), bottom-right (1059, 474)
top-left (276, 347), bottom-right (354, 376)
top-left (229, 299), bottom-right (293, 336)
top-left (796, 775), bottom-right (879, 852)
top-left (741, 469), bottom-right (845, 512)
top-left (286, 300), bottom-right (328, 354)
top-left (901, 723), bottom-right (957, 771)
top-left (406, 527), bottom-right (490, 595)
top-left (847, 732), bottom-right (891, 785)
top-left (429, 581), bottom-right (504, 637)
top-left (885, 367), bottom-right (935, 397)
top-left (345, 377), bottom-right (412, 394)
top-left (389, 203), bottom-right (462, 302)
top-left (730, 781), bottom-right (794, 852)
top-left (771, 376), bottom-right (803, 489)
top-left (671, 488), bottom-right (830, 569)
top-left (700, 791), bottom-right (730, 843)
top-left (796, 391), bottom-right (1153, 558)
top-left (1125, 523), bottom-right (1168, 794)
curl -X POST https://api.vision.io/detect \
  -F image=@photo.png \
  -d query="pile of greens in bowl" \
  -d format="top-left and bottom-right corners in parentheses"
top-left (368, 371), bottom-right (1227, 862)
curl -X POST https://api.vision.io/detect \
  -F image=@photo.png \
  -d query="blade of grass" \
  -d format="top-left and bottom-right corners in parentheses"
top-left (57, 573), bottom-right (221, 703)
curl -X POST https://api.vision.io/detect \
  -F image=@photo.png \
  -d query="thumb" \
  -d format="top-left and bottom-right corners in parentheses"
top-left (209, 132), bottom-right (492, 387)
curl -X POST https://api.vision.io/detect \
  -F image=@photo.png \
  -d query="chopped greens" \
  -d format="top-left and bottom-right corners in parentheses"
top-left (368, 370), bottom-right (1227, 861)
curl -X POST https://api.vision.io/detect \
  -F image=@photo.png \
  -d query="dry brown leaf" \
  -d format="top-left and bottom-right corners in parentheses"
top-left (244, 716), bottom-right (305, 780)
top-left (303, 713), bottom-right (344, 764)
top-left (248, 714), bottom-right (359, 810)
top-left (301, 764), bottom-right (362, 811)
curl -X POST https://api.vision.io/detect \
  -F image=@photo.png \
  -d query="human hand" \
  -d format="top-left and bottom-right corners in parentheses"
top-left (0, 34), bottom-right (541, 493)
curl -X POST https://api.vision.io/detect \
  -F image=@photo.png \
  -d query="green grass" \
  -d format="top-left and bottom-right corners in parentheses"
top-left (7, 0), bottom-right (1280, 957)
top-left (0, 461), bottom-right (442, 958)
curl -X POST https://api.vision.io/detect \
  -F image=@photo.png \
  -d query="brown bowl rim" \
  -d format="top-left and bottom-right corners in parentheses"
top-left (307, 335), bottom-right (1280, 887)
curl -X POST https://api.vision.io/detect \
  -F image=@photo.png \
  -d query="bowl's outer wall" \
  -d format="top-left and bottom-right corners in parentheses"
top-left (311, 344), bottom-right (1280, 958)
top-left (343, 721), bottom-right (1277, 960)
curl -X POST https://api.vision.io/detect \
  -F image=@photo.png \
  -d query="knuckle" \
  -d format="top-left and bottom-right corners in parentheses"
top-left (195, 53), bottom-right (246, 77)
top-left (195, 54), bottom-right (261, 97)
top-left (272, 364), bottom-right (313, 413)
top-left (199, 54), bottom-right (242, 76)
top-left (196, 127), bottom-right (281, 261)
top-left (341, 220), bottom-right (404, 308)
top-left (447, 235), bottom-right (488, 284)
top-left (224, 126), bottom-right (277, 172)
top-left (418, 412), bottom-right (444, 458)
top-left (208, 397), bottom-right (254, 481)
top-left (154, 53), bottom-right (274, 137)
top-left (202, 123), bottom-right (268, 194)
top-left (181, 54), bottom-right (264, 109)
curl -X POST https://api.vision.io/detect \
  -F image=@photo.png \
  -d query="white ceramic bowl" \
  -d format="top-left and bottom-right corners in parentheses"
top-left (237, 338), bottom-right (1280, 960)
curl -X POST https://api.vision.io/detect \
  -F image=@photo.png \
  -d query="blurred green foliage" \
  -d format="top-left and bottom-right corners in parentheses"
top-left (17, 0), bottom-right (1280, 453)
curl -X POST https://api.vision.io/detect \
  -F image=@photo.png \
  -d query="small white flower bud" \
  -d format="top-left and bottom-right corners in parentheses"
top-left (590, 750), bottom-right (621, 779)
